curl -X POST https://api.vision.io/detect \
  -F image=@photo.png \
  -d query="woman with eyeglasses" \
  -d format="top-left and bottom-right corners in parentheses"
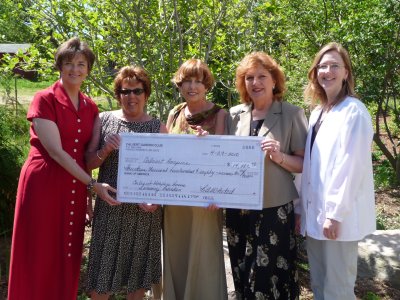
top-left (85, 65), bottom-right (167, 300)
top-left (300, 42), bottom-right (375, 299)
top-left (163, 59), bottom-right (228, 300)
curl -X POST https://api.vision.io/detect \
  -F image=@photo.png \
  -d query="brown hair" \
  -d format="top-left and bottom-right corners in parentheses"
top-left (54, 37), bottom-right (95, 73)
top-left (172, 59), bottom-right (215, 91)
top-left (304, 42), bottom-right (356, 106)
top-left (235, 52), bottom-right (286, 104)
top-left (113, 65), bottom-right (151, 101)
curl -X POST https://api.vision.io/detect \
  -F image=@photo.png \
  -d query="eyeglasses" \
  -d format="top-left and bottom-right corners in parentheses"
top-left (317, 63), bottom-right (343, 71)
top-left (119, 88), bottom-right (145, 96)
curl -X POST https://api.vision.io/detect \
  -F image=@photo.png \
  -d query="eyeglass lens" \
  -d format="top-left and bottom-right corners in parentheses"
top-left (120, 88), bottom-right (145, 95)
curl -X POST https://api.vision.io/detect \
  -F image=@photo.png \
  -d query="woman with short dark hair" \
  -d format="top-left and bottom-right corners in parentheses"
top-left (8, 37), bottom-right (118, 300)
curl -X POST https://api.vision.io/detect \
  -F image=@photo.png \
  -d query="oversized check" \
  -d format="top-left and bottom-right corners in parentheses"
top-left (117, 133), bottom-right (264, 209)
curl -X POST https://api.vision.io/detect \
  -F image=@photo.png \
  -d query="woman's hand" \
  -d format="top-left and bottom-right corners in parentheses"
top-left (206, 204), bottom-right (219, 211)
top-left (93, 182), bottom-right (121, 206)
top-left (323, 218), bottom-right (340, 240)
top-left (139, 203), bottom-right (160, 213)
top-left (191, 125), bottom-right (209, 136)
top-left (261, 137), bottom-right (283, 162)
top-left (102, 133), bottom-right (121, 153)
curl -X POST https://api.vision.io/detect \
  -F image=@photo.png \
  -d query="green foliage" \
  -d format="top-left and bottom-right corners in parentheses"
top-left (0, 0), bottom-right (399, 179)
top-left (0, 0), bottom-right (34, 43)
top-left (372, 148), bottom-right (398, 189)
top-left (363, 291), bottom-right (381, 300)
top-left (0, 106), bottom-right (30, 236)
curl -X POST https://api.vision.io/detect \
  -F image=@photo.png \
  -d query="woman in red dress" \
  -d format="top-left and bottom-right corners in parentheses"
top-left (8, 37), bottom-right (119, 300)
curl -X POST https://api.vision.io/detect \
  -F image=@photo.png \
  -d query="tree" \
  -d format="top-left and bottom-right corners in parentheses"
top-left (0, 0), bottom-right (34, 43)
top-left (2, 0), bottom-right (399, 183)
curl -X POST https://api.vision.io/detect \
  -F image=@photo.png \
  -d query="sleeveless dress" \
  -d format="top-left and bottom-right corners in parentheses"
top-left (163, 103), bottom-right (228, 300)
top-left (86, 112), bottom-right (162, 294)
top-left (8, 80), bottom-right (98, 300)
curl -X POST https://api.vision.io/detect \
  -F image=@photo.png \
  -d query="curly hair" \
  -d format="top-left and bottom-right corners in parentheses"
top-left (113, 65), bottom-right (151, 102)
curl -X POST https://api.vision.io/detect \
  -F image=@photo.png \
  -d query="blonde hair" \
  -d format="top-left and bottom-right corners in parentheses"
top-left (304, 42), bottom-right (356, 106)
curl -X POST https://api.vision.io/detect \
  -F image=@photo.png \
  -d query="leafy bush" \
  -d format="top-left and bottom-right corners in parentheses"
top-left (0, 106), bottom-right (30, 236)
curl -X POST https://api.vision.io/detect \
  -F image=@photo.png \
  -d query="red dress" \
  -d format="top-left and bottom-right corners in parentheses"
top-left (8, 80), bottom-right (98, 300)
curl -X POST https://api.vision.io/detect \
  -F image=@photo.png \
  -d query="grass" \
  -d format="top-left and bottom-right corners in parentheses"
top-left (0, 78), bottom-right (53, 105)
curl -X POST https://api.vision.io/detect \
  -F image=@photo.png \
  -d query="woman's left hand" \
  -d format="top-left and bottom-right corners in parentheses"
top-left (206, 204), bottom-right (219, 211)
top-left (139, 203), bottom-right (159, 213)
top-left (191, 125), bottom-right (209, 136)
top-left (323, 218), bottom-right (340, 240)
top-left (261, 138), bottom-right (283, 161)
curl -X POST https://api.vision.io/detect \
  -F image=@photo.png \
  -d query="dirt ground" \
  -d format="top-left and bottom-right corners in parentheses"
top-left (1, 188), bottom-right (399, 299)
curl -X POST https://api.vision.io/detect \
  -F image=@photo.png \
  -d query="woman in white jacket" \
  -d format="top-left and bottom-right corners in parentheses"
top-left (300, 42), bottom-right (375, 300)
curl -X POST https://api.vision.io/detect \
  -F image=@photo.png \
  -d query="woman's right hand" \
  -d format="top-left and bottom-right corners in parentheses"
top-left (93, 182), bottom-right (121, 206)
top-left (103, 133), bottom-right (121, 153)
top-left (191, 125), bottom-right (209, 136)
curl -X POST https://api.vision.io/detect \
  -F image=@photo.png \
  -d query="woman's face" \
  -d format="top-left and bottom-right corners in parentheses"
top-left (119, 79), bottom-right (147, 119)
top-left (60, 53), bottom-right (89, 89)
top-left (179, 76), bottom-right (207, 104)
top-left (244, 65), bottom-right (276, 104)
top-left (317, 50), bottom-right (348, 102)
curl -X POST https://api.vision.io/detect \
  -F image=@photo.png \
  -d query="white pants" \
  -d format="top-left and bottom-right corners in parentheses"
top-left (306, 236), bottom-right (358, 300)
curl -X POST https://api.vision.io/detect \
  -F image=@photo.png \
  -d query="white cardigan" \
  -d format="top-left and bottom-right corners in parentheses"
top-left (300, 96), bottom-right (376, 241)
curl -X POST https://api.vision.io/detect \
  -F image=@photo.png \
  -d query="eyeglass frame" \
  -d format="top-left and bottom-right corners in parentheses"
top-left (119, 88), bottom-right (145, 96)
top-left (316, 63), bottom-right (344, 71)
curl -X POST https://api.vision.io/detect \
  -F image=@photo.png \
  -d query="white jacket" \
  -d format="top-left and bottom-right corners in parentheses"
top-left (300, 96), bottom-right (376, 241)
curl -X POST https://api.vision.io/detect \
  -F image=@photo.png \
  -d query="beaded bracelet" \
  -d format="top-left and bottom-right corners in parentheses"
top-left (87, 178), bottom-right (97, 191)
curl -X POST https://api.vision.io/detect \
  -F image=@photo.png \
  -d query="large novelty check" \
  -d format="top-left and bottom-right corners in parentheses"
top-left (117, 133), bottom-right (264, 209)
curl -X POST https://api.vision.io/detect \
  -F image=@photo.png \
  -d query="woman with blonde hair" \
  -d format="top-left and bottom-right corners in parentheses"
top-left (300, 42), bottom-right (375, 299)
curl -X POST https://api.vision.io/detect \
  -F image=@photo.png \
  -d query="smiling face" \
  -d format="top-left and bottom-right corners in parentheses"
top-left (317, 50), bottom-right (348, 103)
top-left (178, 76), bottom-right (207, 104)
top-left (59, 53), bottom-right (89, 89)
top-left (244, 65), bottom-right (276, 105)
top-left (119, 79), bottom-right (147, 120)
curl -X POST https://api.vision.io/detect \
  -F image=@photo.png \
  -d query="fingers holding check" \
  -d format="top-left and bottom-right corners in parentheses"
top-left (191, 125), bottom-right (209, 137)
top-left (323, 218), bottom-right (340, 240)
top-left (104, 133), bottom-right (121, 152)
top-left (261, 138), bottom-right (281, 154)
top-left (261, 138), bottom-right (283, 163)
top-left (93, 182), bottom-right (121, 206)
top-left (139, 203), bottom-right (160, 213)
